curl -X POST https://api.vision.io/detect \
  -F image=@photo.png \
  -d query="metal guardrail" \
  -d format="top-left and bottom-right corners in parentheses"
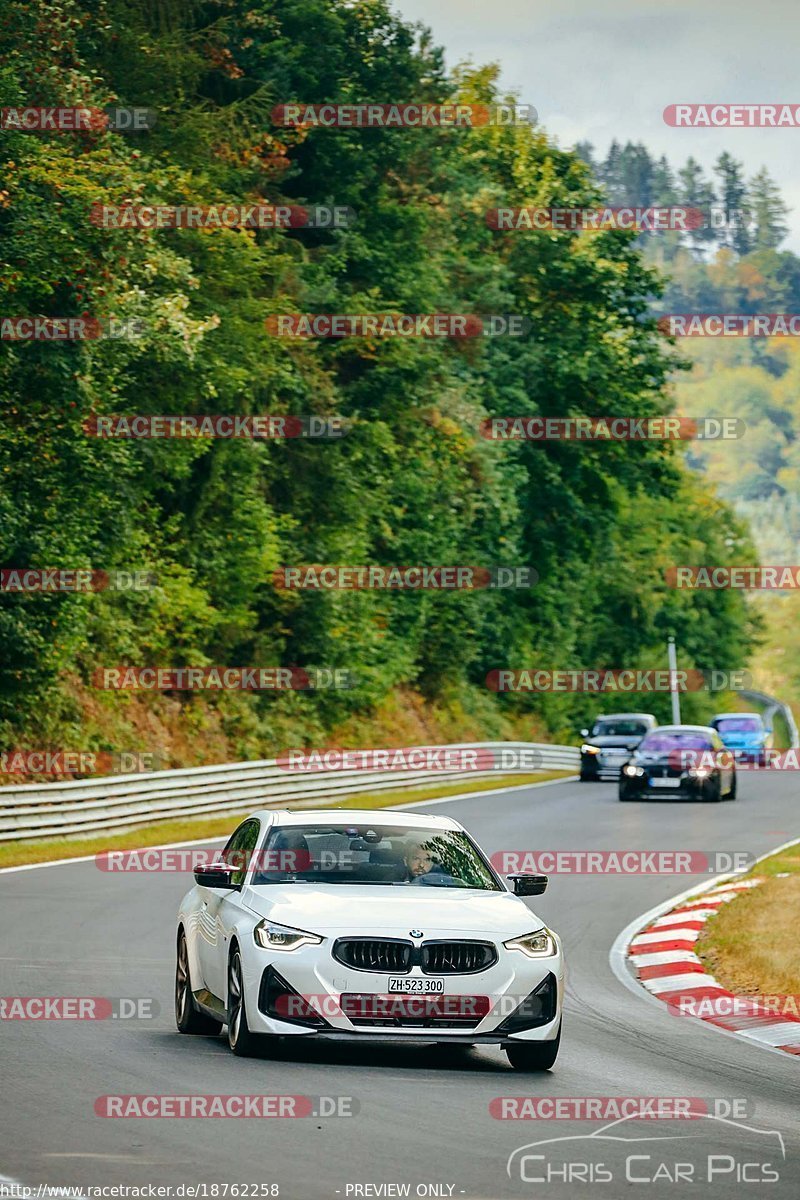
top-left (739, 689), bottom-right (800, 749)
top-left (0, 742), bottom-right (580, 842)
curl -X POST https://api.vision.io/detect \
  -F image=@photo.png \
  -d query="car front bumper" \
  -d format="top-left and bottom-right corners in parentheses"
top-left (238, 937), bottom-right (564, 1043)
top-left (619, 772), bottom-right (720, 798)
top-left (581, 751), bottom-right (631, 778)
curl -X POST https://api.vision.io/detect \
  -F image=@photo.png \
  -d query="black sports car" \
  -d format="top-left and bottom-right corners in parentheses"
top-left (618, 724), bottom-right (737, 802)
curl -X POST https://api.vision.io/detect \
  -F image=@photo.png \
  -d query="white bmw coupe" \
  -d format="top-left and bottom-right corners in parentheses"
top-left (176, 809), bottom-right (564, 1070)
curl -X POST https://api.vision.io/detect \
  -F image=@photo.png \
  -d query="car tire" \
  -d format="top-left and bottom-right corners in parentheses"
top-left (579, 772), bottom-right (595, 783)
top-left (706, 776), bottom-right (722, 803)
top-left (175, 929), bottom-right (222, 1036)
top-left (227, 945), bottom-right (261, 1057)
top-left (727, 771), bottom-right (737, 800)
top-left (506, 1026), bottom-right (561, 1072)
top-left (618, 789), bottom-right (634, 801)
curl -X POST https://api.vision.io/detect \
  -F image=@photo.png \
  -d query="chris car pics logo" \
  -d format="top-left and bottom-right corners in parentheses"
top-left (507, 1112), bottom-right (784, 1185)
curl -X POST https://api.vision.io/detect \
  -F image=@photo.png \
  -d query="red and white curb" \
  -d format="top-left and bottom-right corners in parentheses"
top-left (627, 877), bottom-right (800, 1056)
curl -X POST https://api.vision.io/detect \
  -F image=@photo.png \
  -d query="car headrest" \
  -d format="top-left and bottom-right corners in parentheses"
top-left (369, 847), bottom-right (400, 864)
top-left (272, 831), bottom-right (310, 854)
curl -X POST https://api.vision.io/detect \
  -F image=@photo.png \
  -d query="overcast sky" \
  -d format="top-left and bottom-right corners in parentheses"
top-left (393, 0), bottom-right (800, 250)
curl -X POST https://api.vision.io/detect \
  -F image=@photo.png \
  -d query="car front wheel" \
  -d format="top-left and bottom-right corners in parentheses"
top-left (506, 1026), bottom-right (561, 1071)
top-left (706, 776), bottom-right (722, 802)
top-left (227, 945), bottom-right (261, 1056)
top-left (175, 930), bottom-right (222, 1036)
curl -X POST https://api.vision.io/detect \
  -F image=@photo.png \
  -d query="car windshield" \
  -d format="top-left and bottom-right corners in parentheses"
top-left (638, 732), bottom-right (714, 752)
top-left (250, 823), bottom-right (501, 890)
top-left (592, 720), bottom-right (649, 737)
top-left (714, 717), bottom-right (762, 733)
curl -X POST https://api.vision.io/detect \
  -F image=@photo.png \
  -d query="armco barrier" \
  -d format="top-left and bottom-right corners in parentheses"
top-left (0, 742), bottom-right (580, 842)
top-left (739, 688), bottom-right (800, 749)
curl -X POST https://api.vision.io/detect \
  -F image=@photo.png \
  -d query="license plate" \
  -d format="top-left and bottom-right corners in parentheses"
top-left (387, 977), bottom-right (445, 993)
top-left (650, 776), bottom-right (681, 788)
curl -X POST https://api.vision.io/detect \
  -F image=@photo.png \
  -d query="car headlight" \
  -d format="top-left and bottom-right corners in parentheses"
top-left (254, 920), bottom-right (323, 952)
top-left (503, 928), bottom-right (556, 958)
top-left (623, 764), bottom-right (644, 777)
top-left (581, 744), bottom-right (601, 755)
top-left (687, 767), bottom-right (711, 778)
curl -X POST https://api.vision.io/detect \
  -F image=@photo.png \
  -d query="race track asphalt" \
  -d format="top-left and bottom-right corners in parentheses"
top-left (1, 772), bottom-right (798, 1199)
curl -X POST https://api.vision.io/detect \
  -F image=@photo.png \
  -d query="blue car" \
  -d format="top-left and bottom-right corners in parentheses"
top-left (709, 712), bottom-right (772, 765)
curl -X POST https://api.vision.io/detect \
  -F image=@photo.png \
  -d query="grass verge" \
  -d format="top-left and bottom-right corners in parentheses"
top-left (695, 840), bottom-right (800, 995)
top-left (0, 769), bottom-right (573, 870)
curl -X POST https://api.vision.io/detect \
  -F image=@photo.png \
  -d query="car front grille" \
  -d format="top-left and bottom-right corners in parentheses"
top-left (420, 941), bottom-right (497, 974)
top-left (644, 764), bottom-right (684, 779)
top-left (333, 939), bottom-right (412, 973)
top-left (333, 937), bottom-right (497, 975)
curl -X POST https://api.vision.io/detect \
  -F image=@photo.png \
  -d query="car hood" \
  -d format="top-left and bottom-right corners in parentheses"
top-left (586, 735), bottom-right (641, 749)
top-left (632, 750), bottom-right (694, 767)
top-left (240, 883), bottom-right (539, 935)
top-left (718, 733), bottom-right (764, 747)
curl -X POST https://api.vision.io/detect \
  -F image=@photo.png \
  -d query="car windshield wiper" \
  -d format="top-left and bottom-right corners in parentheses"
top-left (251, 877), bottom-right (313, 884)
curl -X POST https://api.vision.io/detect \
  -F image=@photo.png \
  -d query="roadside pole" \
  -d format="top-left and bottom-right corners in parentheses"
top-left (668, 636), bottom-right (681, 724)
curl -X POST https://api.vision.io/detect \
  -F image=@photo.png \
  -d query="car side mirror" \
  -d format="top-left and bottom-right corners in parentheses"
top-left (508, 873), bottom-right (548, 897)
top-left (580, 729), bottom-right (589, 738)
top-left (194, 862), bottom-right (237, 889)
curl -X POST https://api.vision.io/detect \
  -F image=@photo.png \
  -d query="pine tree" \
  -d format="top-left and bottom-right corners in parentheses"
top-left (574, 141), bottom-right (596, 172)
top-left (714, 152), bottom-right (752, 254)
top-left (748, 167), bottom-right (789, 250)
top-left (618, 142), bottom-right (654, 207)
top-left (677, 157), bottom-right (717, 253)
top-left (652, 155), bottom-right (678, 206)
top-left (600, 139), bottom-right (624, 203)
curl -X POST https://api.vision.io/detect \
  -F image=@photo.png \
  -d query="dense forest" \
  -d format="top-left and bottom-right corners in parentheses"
top-left (575, 141), bottom-right (800, 550)
top-left (0, 0), bottom-right (763, 772)
top-left (577, 139), bottom-right (800, 710)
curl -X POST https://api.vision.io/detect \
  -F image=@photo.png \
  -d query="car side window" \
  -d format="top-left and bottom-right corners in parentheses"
top-left (221, 820), bottom-right (260, 887)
